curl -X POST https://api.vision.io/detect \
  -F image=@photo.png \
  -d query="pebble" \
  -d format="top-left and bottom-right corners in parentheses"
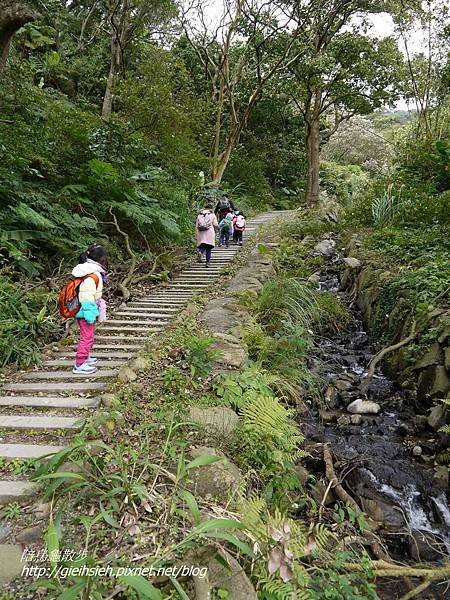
top-left (412, 445), bottom-right (422, 457)
top-left (350, 414), bottom-right (362, 425)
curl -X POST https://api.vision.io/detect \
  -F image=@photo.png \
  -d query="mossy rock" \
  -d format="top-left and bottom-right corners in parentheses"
top-left (188, 446), bottom-right (243, 502)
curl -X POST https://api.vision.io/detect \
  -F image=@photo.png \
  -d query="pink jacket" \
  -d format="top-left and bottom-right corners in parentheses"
top-left (196, 210), bottom-right (218, 247)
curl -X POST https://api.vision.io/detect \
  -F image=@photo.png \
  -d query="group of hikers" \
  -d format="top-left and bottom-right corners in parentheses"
top-left (195, 194), bottom-right (246, 267)
top-left (59, 193), bottom-right (246, 375)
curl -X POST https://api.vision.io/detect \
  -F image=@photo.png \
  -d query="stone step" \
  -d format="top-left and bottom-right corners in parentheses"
top-left (0, 443), bottom-right (66, 459)
top-left (95, 335), bottom-right (148, 342)
top-left (98, 327), bottom-right (162, 334)
top-left (165, 285), bottom-right (208, 289)
top-left (0, 415), bottom-right (84, 430)
top-left (44, 359), bottom-right (126, 368)
top-left (125, 305), bottom-right (179, 311)
top-left (106, 319), bottom-right (165, 326)
top-left (173, 278), bottom-right (218, 283)
top-left (91, 344), bottom-right (140, 351)
top-left (58, 351), bottom-right (134, 359)
top-left (2, 382), bottom-right (107, 393)
top-left (174, 277), bottom-right (219, 281)
top-left (0, 480), bottom-right (38, 504)
top-left (114, 312), bottom-right (173, 319)
top-left (22, 370), bottom-right (119, 380)
top-left (129, 299), bottom-right (187, 304)
top-left (184, 270), bottom-right (221, 274)
top-left (0, 396), bottom-right (100, 408)
top-left (158, 289), bottom-right (195, 293)
top-left (151, 295), bottom-right (192, 299)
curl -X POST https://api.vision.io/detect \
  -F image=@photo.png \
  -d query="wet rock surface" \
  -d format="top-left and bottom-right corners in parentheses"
top-left (300, 234), bottom-right (450, 562)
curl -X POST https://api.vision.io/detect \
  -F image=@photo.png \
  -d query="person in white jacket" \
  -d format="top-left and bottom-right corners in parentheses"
top-left (72, 244), bottom-right (107, 374)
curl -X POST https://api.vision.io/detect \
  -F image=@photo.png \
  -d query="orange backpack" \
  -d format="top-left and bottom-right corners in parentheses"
top-left (58, 274), bottom-right (99, 319)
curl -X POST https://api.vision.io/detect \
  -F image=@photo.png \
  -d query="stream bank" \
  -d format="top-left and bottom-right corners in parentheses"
top-left (299, 233), bottom-right (449, 597)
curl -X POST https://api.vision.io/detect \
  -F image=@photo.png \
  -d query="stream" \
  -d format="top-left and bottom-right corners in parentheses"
top-left (299, 234), bottom-right (449, 593)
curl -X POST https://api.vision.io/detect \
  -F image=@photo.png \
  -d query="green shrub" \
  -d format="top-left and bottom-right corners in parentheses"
top-left (182, 335), bottom-right (220, 377)
top-left (320, 161), bottom-right (370, 205)
top-left (0, 279), bottom-right (58, 366)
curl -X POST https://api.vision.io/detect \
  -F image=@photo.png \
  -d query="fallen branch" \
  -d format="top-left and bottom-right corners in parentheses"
top-left (132, 250), bottom-right (173, 285)
top-left (323, 443), bottom-right (359, 511)
top-left (360, 319), bottom-right (416, 394)
top-left (400, 577), bottom-right (432, 600)
top-left (344, 559), bottom-right (450, 586)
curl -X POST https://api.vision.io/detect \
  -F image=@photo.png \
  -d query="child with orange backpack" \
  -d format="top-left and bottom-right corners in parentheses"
top-left (58, 244), bottom-right (108, 374)
top-left (233, 211), bottom-right (246, 245)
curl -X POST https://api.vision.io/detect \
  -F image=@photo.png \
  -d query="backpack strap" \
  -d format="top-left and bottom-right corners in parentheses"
top-left (82, 273), bottom-right (100, 288)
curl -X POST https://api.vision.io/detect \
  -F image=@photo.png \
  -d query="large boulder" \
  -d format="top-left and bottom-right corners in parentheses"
top-left (427, 404), bottom-right (446, 431)
top-left (412, 342), bottom-right (443, 370)
top-left (188, 446), bottom-right (243, 501)
top-left (342, 257), bottom-right (361, 269)
top-left (200, 297), bottom-right (241, 334)
top-left (212, 333), bottom-right (248, 369)
top-left (189, 406), bottom-right (240, 436)
top-left (207, 549), bottom-right (257, 600)
top-left (0, 544), bottom-right (23, 586)
top-left (347, 399), bottom-right (381, 415)
top-left (313, 239), bottom-right (335, 256)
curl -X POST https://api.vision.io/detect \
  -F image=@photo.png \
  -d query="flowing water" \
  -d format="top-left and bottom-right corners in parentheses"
top-left (301, 235), bottom-right (450, 566)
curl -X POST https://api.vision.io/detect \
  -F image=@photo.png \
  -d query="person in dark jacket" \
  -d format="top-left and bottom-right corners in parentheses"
top-left (215, 195), bottom-right (235, 222)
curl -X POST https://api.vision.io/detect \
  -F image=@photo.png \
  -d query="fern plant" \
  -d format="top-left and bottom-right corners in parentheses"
top-left (241, 394), bottom-right (304, 457)
top-left (238, 496), bottom-right (335, 600)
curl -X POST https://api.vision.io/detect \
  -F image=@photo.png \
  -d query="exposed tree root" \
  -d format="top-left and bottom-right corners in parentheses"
top-left (109, 208), bottom-right (136, 301)
top-left (132, 250), bottom-right (174, 285)
top-left (323, 443), bottom-right (359, 511)
top-left (360, 319), bottom-right (416, 393)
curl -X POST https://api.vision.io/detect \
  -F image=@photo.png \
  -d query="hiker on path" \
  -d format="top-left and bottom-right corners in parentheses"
top-left (232, 211), bottom-right (246, 246)
top-left (196, 204), bottom-right (218, 268)
top-left (214, 194), bottom-right (235, 222)
top-left (218, 212), bottom-right (234, 247)
top-left (71, 244), bottom-right (107, 374)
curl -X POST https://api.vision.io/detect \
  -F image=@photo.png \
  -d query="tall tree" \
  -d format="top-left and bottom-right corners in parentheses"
top-left (180, 0), bottom-right (301, 183)
top-left (285, 0), bottom-right (403, 205)
top-left (392, 0), bottom-right (449, 138)
top-left (101, 0), bottom-right (175, 121)
top-left (0, 0), bottom-right (36, 78)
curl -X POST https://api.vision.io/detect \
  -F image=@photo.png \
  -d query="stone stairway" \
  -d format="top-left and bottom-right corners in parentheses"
top-left (0, 211), bottom-right (289, 503)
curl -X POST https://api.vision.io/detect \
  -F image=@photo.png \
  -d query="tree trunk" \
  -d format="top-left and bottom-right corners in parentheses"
top-left (211, 133), bottom-right (237, 184)
top-left (101, 34), bottom-right (120, 121)
top-left (305, 118), bottom-right (321, 206)
top-left (0, 1), bottom-right (36, 78)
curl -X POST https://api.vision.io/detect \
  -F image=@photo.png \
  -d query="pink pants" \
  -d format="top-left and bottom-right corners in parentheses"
top-left (76, 319), bottom-right (95, 366)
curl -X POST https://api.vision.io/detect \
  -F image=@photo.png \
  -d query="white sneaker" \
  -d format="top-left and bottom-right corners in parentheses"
top-left (73, 362), bottom-right (97, 374)
top-left (86, 357), bottom-right (98, 365)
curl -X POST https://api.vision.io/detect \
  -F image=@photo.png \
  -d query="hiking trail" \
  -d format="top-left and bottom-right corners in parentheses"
top-left (0, 211), bottom-right (290, 504)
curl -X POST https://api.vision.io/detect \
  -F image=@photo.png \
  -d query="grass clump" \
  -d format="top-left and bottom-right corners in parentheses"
top-left (315, 293), bottom-right (352, 334)
top-left (239, 275), bottom-right (323, 403)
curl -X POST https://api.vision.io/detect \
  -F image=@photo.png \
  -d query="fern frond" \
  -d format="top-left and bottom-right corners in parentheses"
top-left (436, 450), bottom-right (450, 464)
top-left (241, 394), bottom-right (304, 453)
